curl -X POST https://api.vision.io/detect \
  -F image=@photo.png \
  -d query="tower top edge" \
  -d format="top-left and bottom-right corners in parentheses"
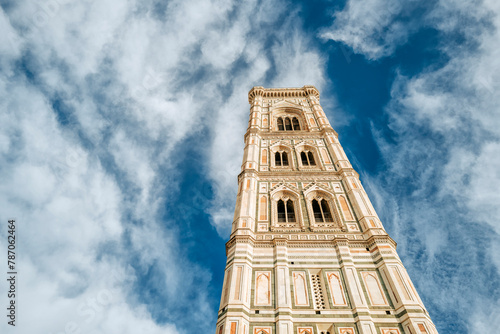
top-left (248, 85), bottom-right (320, 103)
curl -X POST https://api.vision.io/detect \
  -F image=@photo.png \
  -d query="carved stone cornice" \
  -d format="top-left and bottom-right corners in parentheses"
top-left (260, 132), bottom-right (324, 140)
top-left (272, 237), bottom-right (288, 246)
top-left (248, 85), bottom-right (319, 104)
top-left (225, 231), bottom-right (396, 253)
top-left (225, 235), bottom-right (256, 254)
top-left (237, 169), bottom-right (346, 182)
top-left (254, 233), bottom-right (364, 242)
top-left (237, 170), bottom-right (258, 182)
top-left (366, 234), bottom-right (397, 249)
top-left (245, 127), bottom-right (339, 140)
top-left (339, 170), bottom-right (360, 179)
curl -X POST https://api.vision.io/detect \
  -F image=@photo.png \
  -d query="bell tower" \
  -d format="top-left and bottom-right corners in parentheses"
top-left (215, 86), bottom-right (438, 334)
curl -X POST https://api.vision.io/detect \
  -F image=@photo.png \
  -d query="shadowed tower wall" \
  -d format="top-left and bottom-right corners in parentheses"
top-left (215, 86), bottom-right (438, 334)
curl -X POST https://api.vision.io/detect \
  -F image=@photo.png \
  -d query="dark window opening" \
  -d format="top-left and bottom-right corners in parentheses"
top-left (282, 152), bottom-right (288, 166)
top-left (277, 116), bottom-right (301, 131)
top-left (286, 199), bottom-right (295, 222)
top-left (275, 151), bottom-right (281, 166)
top-left (308, 151), bottom-right (315, 165)
top-left (277, 118), bottom-right (284, 131)
top-left (301, 151), bottom-right (316, 166)
top-left (277, 199), bottom-right (286, 222)
top-left (312, 199), bottom-right (323, 221)
top-left (301, 151), bottom-right (308, 165)
top-left (275, 151), bottom-right (289, 167)
top-left (321, 199), bottom-right (333, 222)
top-left (312, 199), bottom-right (333, 222)
top-left (277, 198), bottom-right (295, 223)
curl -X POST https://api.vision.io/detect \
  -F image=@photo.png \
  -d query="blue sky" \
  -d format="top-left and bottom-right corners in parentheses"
top-left (0, 0), bottom-right (499, 333)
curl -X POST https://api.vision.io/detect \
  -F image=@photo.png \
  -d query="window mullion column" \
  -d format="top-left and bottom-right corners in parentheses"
top-left (284, 200), bottom-right (288, 223)
top-left (320, 203), bottom-right (325, 222)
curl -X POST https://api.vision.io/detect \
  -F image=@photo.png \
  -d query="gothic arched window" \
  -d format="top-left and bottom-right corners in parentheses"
top-left (277, 199), bottom-right (295, 222)
top-left (301, 152), bottom-right (308, 165)
top-left (312, 199), bottom-right (333, 222)
top-left (301, 151), bottom-right (316, 166)
top-left (277, 117), bottom-right (284, 131)
top-left (284, 117), bottom-right (292, 130)
top-left (275, 152), bottom-right (280, 166)
top-left (308, 151), bottom-right (315, 165)
top-left (292, 117), bottom-right (300, 130)
top-left (274, 151), bottom-right (289, 167)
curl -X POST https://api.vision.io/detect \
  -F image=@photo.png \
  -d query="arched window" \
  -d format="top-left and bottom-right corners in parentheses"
top-left (277, 117), bottom-right (284, 131)
top-left (282, 152), bottom-right (288, 166)
top-left (274, 151), bottom-right (289, 167)
top-left (301, 151), bottom-right (316, 166)
top-left (312, 199), bottom-right (333, 222)
top-left (321, 200), bottom-right (333, 221)
top-left (277, 116), bottom-right (301, 131)
top-left (286, 199), bottom-right (295, 221)
top-left (301, 152), bottom-right (307, 165)
top-left (308, 151), bottom-right (315, 165)
top-left (277, 199), bottom-right (286, 222)
top-left (277, 199), bottom-right (295, 222)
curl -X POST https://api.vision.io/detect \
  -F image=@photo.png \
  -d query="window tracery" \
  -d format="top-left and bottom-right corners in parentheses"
top-left (296, 144), bottom-right (321, 170)
top-left (270, 143), bottom-right (294, 170)
top-left (270, 188), bottom-right (304, 231)
top-left (304, 188), bottom-right (343, 231)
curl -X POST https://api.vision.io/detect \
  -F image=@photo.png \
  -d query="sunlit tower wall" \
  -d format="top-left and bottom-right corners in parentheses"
top-left (215, 86), bottom-right (438, 334)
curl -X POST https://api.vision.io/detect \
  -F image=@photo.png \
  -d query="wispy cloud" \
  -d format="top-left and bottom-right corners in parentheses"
top-left (0, 0), bottom-right (325, 332)
top-left (325, 0), bottom-right (500, 332)
top-left (320, 0), bottom-right (420, 60)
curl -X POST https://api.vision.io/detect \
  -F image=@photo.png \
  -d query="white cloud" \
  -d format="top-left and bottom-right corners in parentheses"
top-left (320, 0), bottom-right (410, 60)
top-left (326, 0), bottom-right (500, 331)
top-left (0, 0), bottom-right (327, 332)
top-left (0, 77), bottom-right (169, 333)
